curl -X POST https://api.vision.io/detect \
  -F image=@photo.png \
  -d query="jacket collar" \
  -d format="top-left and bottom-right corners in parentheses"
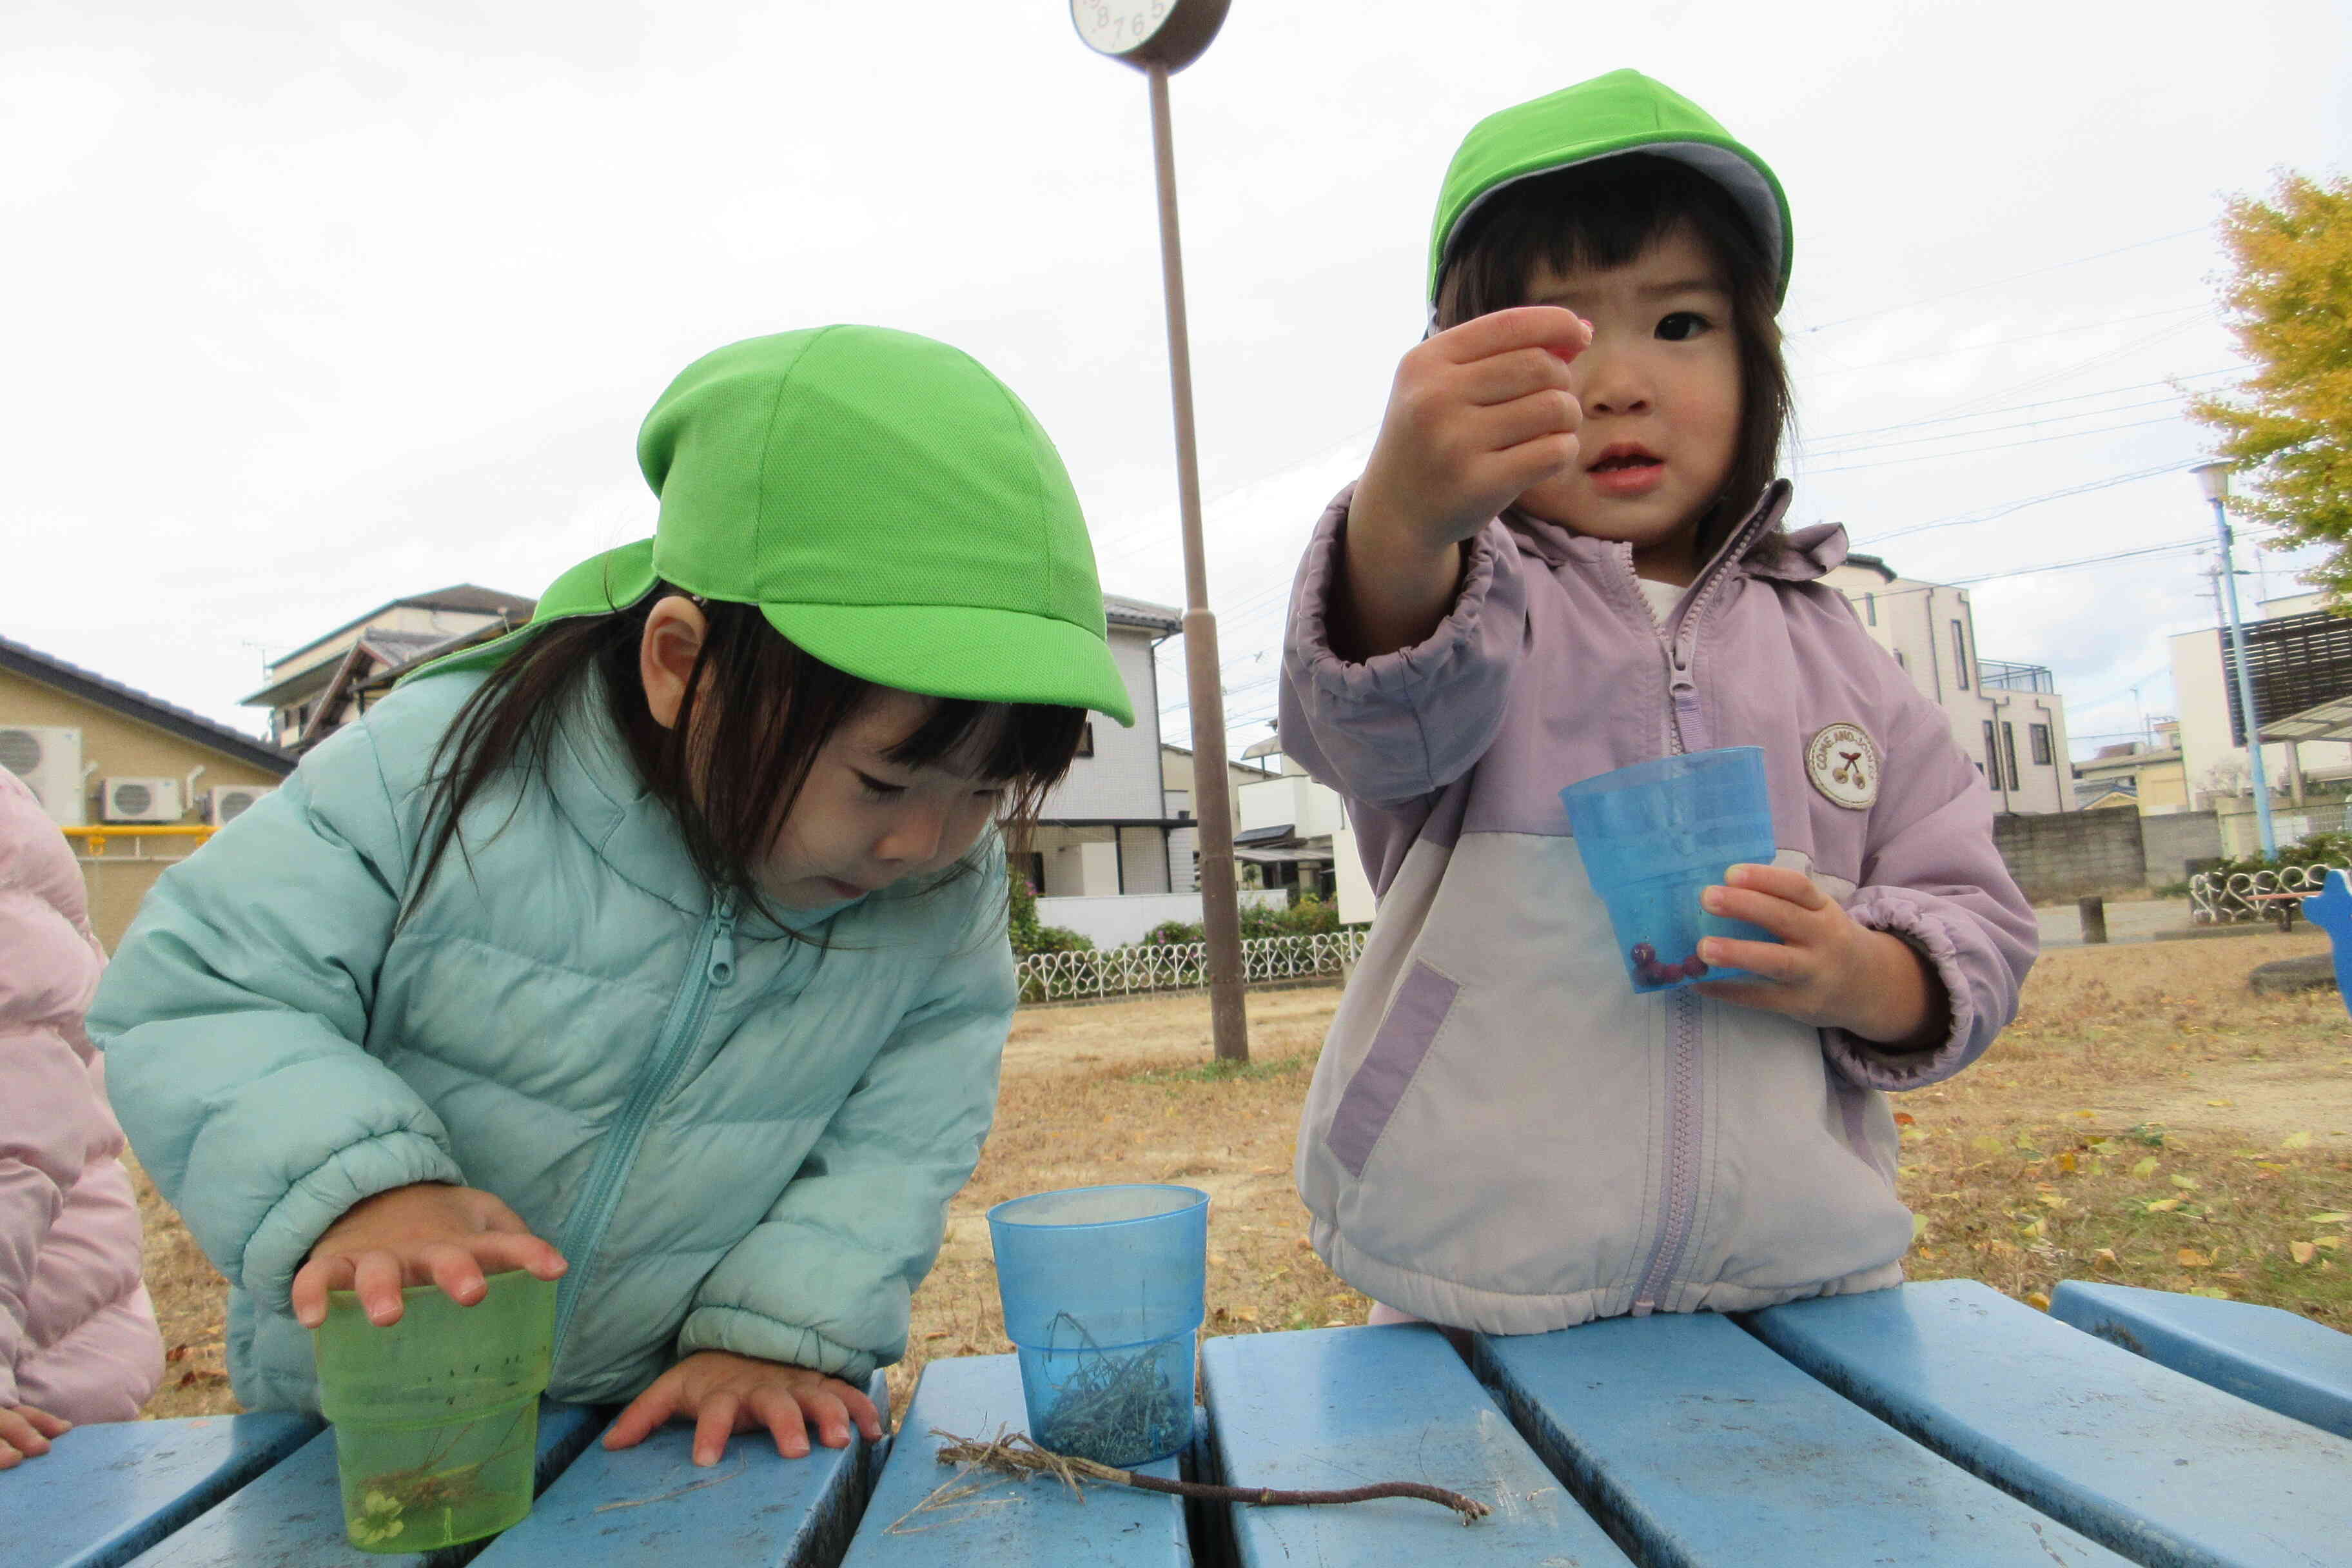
top-left (1498, 480), bottom-right (1839, 587)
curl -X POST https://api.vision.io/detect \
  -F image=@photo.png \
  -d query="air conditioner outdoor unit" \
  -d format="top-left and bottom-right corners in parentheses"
top-left (204, 784), bottom-right (275, 826)
top-left (98, 777), bottom-right (184, 823)
top-left (0, 726), bottom-right (87, 826)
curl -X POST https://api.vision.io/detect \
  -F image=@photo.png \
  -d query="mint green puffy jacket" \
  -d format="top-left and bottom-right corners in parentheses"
top-left (90, 671), bottom-right (1014, 1412)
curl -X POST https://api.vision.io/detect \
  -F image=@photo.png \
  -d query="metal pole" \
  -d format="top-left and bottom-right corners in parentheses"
top-left (1146, 61), bottom-right (1248, 1063)
top-left (2213, 493), bottom-right (2277, 858)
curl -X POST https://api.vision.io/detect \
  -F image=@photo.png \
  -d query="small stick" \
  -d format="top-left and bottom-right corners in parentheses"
top-left (591, 1460), bottom-right (747, 1513)
top-left (930, 1428), bottom-right (1491, 1525)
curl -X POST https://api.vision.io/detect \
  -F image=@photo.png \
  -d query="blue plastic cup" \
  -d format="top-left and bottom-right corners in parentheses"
top-left (986, 1184), bottom-right (1208, 1467)
top-left (1560, 746), bottom-right (1781, 994)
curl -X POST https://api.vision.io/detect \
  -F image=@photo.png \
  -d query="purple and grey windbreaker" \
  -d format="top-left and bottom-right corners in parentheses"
top-left (1279, 480), bottom-right (2038, 1335)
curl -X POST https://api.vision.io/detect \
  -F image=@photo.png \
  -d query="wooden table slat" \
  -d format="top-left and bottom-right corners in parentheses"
top-left (2050, 1279), bottom-right (2352, 1440)
top-left (121, 1401), bottom-right (602, 1568)
top-left (1201, 1324), bottom-right (1634, 1567)
top-left (1747, 1279), bottom-right (2352, 1568)
top-left (0, 1411), bottom-right (318, 1568)
top-left (1475, 1309), bottom-right (2128, 1566)
top-left (838, 1353), bottom-right (1187, 1567)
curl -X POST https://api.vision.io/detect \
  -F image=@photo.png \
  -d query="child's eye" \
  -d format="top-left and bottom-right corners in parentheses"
top-left (1656, 311), bottom-right (1712, 342)
top-left (854, 771), bottom-right (908, 801)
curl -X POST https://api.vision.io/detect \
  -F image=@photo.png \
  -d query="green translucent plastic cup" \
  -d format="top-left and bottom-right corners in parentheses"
top-left (311, 1270), bottom-right (557, 1554)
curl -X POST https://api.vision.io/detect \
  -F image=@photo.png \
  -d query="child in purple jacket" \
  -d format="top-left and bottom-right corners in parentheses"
top-left (1280, 72), bottom-right (2037, 1335)
top-left (0, 770), bottom-right (165, 1464)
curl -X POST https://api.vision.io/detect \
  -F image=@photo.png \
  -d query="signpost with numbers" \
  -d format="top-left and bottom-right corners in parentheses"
top-left (1070, 0), bottom-right (1250, 1063)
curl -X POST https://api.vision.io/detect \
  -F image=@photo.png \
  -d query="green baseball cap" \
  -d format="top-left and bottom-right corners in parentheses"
top-left (406, 325), bottom-right (1135, 724)
top-left (1429, 69), bottom-right (1792, 309)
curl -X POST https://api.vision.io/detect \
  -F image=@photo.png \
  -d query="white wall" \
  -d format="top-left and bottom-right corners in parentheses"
top-left (1035, 888), bottom-right (1289, 950)
top-left (2170, 620), bottom-right (2352, 808)
top-left (1333, 816), bottom-right (1375, 925)
top-left (1237, 772), bottom-right (1345, 838)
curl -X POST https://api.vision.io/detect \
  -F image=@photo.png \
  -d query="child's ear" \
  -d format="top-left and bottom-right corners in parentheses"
top-left (638, 596), bottom-right (710, 730)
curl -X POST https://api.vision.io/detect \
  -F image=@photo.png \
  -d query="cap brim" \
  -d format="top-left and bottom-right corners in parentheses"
top-left (397, 539), bottom-right (658, 688)
top-left (766, 601), bottom-right (1136, 726)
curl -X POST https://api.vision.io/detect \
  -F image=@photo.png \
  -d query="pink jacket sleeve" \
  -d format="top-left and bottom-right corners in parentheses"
top-left (0, 772), bottom-right (163, 1420)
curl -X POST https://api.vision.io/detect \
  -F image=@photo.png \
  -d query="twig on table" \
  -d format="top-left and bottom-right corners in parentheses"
top-left (927, 1427), bottom-right (1492, 1526)
top-left (591, 1460), bottom-right (748, 1513)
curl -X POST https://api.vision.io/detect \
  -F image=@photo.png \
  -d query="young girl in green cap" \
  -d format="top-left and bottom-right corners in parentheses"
top-left (93, 325), bottom-right (1133, 1464)
top-left (1282, 72), bottom-right (2037, 1335)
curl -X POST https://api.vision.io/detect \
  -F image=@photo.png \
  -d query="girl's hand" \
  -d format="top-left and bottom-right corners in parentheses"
top-left (1692, 865), bottom-right (1949, 1050)
top-left (602, 1350), bottom-right (885, 1467)
top-left (0, 1404), bottom-right (69, 1469)
top-left (1340, 306), bottom-right (1592, 659)
top-left (290, 1182), bottom-right (567, 1329)
top-left (1355, 305), bottom-right (1594, 551)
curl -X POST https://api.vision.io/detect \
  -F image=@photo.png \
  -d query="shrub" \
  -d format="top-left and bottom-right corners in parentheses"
top-left (1008, 877), bottom-right (1093, 957)
top-left (2204, 830), bottom-right (2352, 884)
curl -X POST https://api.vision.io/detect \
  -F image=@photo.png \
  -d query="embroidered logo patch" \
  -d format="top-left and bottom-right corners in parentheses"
top-left (1806, 722), bottom-right (1879, 810)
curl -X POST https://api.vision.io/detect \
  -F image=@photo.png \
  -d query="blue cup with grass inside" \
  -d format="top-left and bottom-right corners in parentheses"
top-left (1561, 746), bottom-right (1782, 994)
top-left (987, 1183), bottom-right (1208, 1467)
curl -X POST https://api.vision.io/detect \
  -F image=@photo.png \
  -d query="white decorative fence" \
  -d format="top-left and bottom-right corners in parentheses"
top-left (1015, 929), bottom-right (1367, 1003)
top-left (2189, 863), bottom-right (2343, 924)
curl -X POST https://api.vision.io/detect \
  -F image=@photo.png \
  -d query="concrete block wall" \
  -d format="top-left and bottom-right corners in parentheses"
top-left (2141, 811), bottom-right (2226, 886)
top-left (1992, 809), bottom-right (2146, 904)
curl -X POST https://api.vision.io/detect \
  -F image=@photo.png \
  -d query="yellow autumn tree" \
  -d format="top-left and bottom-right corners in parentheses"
top-left (2188, 170), bottom-right (2352, 597)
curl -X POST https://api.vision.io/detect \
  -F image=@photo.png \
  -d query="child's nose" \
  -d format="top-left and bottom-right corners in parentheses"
top-left (1576, 338), bottom-right (1651, 416)
top-left (876, 805), bottom-right (947, 866)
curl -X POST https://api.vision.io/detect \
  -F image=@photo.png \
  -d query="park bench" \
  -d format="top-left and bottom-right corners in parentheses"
top-left (6, 1279), bottom-right (2346, 1567)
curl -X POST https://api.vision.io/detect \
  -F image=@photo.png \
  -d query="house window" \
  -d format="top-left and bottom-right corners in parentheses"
top-left (2030, 723), bottom-right (2052, 767)
top-left (1894, 649), bottom-right (1907, 671)
top-left (1952, 622), bottom-right (1970, 690)
top-left (2001, 722), bottom-right (2021, 793)
top-left (1075, 723), bottom-right (1095, 759)
top-left (1983, 721), bottom-right (2000, 785)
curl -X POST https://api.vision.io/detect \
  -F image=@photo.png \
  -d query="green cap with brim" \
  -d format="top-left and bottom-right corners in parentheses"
top-left (405, 325), bottom-right (1136, 725)
top-left (1429, 69), bottom-right (1792, 309)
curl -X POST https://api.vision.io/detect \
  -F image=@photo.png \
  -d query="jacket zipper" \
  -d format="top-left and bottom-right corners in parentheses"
top-left (1628, 543), bottom-right (1731, 1317)
top-left (548, 892), bottom-right (738, 1362)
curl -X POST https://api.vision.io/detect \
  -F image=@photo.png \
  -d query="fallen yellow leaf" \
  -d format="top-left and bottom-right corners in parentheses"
top-left (2072, 1110), bottom-right (2096, 1120)
top-left (2091, 1248), bottom-right (2121, 1273)
top-left (2132, 1157), bottom-right (2161, 1179)
top-left (2189, 1286), bottom-right (2233, 1300)
top-left (2037, 1193), bottom-right (2066, 1209)
top-left (2309, 1212), bottom-right (2351, 1226)
top-left (2146, 1197), bottom-right (2183, 1212)
top-left (2170, 1174), bottom-right (2201, 1190)
top-left (2291, 1241), bottom-right (2319, 1265)
top-left (2315, 1237), bottom-right (2344, 1251)
top-left (2206, 1099), bottom-right (2235, 1108)
top-left (2019, 1218), bottom-right (2046, 1239)
top-left (2283, 1132), bottom-right (2313, 1149)
top-left (2055, 1151), bottom-right (2078, 1173)
top-left (1912, 1214), bottom-right (1929, 1242)
top-left (2026, 1290), bottom-right (2052, 1310)
top-left (1971, 1135), bottom-right (2008, 1157)
top-left (2177, 1248), bottom-right (2211, 1268)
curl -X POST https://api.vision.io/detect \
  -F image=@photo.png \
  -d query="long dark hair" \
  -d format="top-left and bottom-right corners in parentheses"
top-left (1435, 153), bottom-right (1794, 562)
top-left (410, 583), bottom-right (1088, 930)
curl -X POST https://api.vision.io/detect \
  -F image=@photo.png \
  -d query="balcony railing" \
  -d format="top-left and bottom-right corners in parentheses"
top-left (1979, 660), bottom-right (2056, 694)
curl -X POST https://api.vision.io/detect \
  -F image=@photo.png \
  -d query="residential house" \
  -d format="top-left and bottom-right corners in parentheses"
top-left (2, 632), bottom-right (295, 947)
top-left (2170, 590), bottom-right (2352, 854)
top-left (243, 584), bottom-right (535, 751)
top-left (1226, 731), bottom-right (1375, 926)
top-left (2071, 720), bottom-right (2188, 814)
top-left (1822, 554), bottom-right (2075, 813)
top-left (1159, 742), bottom-right (1277, 893)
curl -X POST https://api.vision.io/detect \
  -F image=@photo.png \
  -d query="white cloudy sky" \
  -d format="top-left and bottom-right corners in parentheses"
top-left (6, 1), bottom-right (2346, 761)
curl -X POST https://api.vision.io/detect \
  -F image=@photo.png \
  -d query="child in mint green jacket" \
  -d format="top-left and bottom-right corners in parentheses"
top-left (92, 328), bottom-right (1132, 1467)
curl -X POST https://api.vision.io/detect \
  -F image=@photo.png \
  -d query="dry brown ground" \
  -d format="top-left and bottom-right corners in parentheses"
top-left (132, 939), bottom-right (2352, 1426)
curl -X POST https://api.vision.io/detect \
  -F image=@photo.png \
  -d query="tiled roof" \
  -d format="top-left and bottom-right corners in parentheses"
top-left (0, 632), bottom-right (295, 776)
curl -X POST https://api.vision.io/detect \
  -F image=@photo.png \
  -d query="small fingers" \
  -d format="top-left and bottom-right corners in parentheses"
top-left (1723, 863), bottom-right (1828, 908)
top-left (420, 1242), bottom-right (489, 1308)
top-left (17, 1406), bottom-right (71, 1440)
top-left (1458, 346), bottom-right (1579, 407)
top-left (1697, 935), bottom-right (1808, 985)
top-left (0, 1409), bottom-right (52, 1460)
top-left (353, 1251), bottom-right (411, 1326)
top-left (748, 1385), bottom-right (818, 1458)
top-left (291, 1253), bottom-right (356, 1329)
top-left (692, 1392), bottom-right (743, 1467)
top-left (1435, 304), bottom-right (1592, 364)
top-left (839, 1382), bottom-right (885, 1443)
top-left (602, 1383), bottom-right (678, 1451)
top-left (468, 1231), bottom-right (569, 1284)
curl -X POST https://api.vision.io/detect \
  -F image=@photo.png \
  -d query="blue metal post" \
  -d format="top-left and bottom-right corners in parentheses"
top-left (2213, 492), bottom-right (2277, 858)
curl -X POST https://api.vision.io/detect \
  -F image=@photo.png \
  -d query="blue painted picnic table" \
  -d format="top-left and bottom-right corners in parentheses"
top-left (7, 1279), bottom-right (2347, 1567)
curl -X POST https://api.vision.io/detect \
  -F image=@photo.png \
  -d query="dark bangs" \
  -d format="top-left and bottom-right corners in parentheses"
top-left (411, 583), bottom-right (1088, 931)
top-left (1435, 153), bottom-right (1794, 559)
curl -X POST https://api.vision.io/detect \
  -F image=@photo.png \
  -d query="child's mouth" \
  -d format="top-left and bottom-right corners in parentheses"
top-left (1588, 451), bottom-right (1666, 496)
